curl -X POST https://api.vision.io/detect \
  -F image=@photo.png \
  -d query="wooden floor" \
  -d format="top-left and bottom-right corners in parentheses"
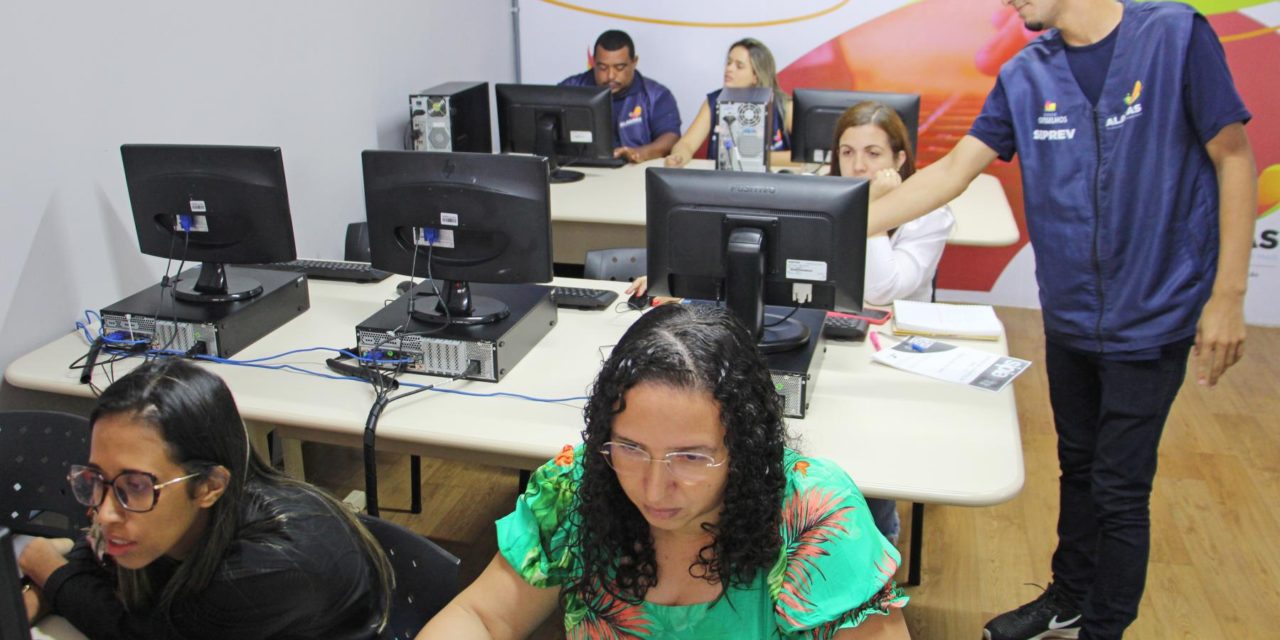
top-left (305, 307), bottom-right (1280, 638)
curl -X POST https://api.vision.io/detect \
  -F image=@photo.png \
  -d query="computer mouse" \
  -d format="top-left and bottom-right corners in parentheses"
top-left (777, 169), bottom-right (794, 174)
top-left (626, 294), bottom-right (653, 310)
top-left (395, 280), bottom-right (414, 295)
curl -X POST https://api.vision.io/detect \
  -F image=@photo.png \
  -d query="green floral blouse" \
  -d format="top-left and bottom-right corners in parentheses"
top-left (496, 445), bottom-right (908, 639)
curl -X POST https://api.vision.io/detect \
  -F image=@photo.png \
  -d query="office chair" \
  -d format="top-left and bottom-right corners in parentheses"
top-left (345, 220), bottom-right (424, 516)
top-left (0, 411), bottom-right (92, 538)
top-left (583, 247), bottom-right (646, 282)
top-left (358, 515), bottom-right (461, 640)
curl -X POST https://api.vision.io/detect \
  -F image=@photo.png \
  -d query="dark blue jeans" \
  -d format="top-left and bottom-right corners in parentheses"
top-left (1045, 338), bottom-right (1192, 640)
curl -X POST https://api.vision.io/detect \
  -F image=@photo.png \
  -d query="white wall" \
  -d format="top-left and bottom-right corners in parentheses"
top-left (0, 1), bottom-right (516, 397)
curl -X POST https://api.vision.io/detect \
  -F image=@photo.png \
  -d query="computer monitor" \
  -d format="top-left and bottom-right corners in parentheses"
top-left (494, 83), bottom-right (615, 184)
top-left (646, 168), bottom-right (869, 353)
top-left (362, 150), bottom-right (553, 325)
top-left (121, 144), bottom-right (297, 303)
top-left (1, 527), bottom-right (32, 640)
top-left (790, 89), bottom-right (921, 164)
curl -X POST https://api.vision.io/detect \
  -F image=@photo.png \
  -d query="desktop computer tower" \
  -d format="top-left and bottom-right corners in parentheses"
top-left (410, 81), bottom-right (492, 153)
top-left (100, 268), bottom-right (310, 358)
top-left (714, 87), bottom-right (773, 173)
top-left (354, 282), bottom-right (556, 382)
top-left (764, 307), bottom-right (827, 419)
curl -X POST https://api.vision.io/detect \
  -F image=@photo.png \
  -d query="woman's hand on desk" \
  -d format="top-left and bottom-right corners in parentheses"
top-left (623, 277), bottom-right (681, 306)
top-left (664, 150), bottom-right (691, 168)
top-left (18, 537), bottom-right (73, 587)
top-left (24, 580), bottom-right (51, 623)
top-left (624, 277), bottom-right (649, 296)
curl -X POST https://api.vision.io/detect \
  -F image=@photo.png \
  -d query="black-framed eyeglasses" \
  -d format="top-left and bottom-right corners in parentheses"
top-left (67, 465), bottom-right (201, 513)
top-left (600, 441), bottom-right (725, 484)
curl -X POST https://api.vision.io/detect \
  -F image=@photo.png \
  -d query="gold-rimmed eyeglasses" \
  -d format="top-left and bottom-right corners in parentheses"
top-left (600, 441), bottom-right (725, 483)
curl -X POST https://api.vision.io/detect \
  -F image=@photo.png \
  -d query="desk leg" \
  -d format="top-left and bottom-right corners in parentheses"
top-left (281, 437), bottom-right (306, 480)
top-left (244, 421), bottom-right (273, 467)
top-left (907, 502), bottom-right (924, 586)
top-left (243, 420), bottom-right (306, 480)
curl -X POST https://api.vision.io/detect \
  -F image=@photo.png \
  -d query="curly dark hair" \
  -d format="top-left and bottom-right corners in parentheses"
top-left (569, 304), bottom-right (788, 604)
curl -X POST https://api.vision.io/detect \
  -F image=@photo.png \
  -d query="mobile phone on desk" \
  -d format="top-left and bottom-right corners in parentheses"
top-left (828, 308), bottom-right (892, 325)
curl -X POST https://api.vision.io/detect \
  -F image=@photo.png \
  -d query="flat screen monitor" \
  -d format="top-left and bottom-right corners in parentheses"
top-left (121, 144), bottom-right (297, 303)
top-left (362, 150), bottom-right (553, 325)
top-left (790, 89), bottom-right (921, 164)
top-left (494, 83), bottom-right (615, 184)
top-left (1, 527), bottom-right (32, 640)
top-left (646, 167), bottom-right (869, 353)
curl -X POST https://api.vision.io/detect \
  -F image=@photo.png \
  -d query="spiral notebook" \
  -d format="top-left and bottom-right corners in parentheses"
top-left (891, 300), bottom-right (1003, 341)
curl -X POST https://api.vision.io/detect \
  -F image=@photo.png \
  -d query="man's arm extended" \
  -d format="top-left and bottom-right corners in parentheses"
top-left (868, 135), bottom-right (997, 235)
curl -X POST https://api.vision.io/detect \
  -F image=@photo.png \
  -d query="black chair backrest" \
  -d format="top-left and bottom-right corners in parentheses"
top-left (583, 247), bottom-right (646, 282)
top-left (357, 514), bottom-right (461, 640)
top-left (0, 411), bottom-right (92, 538)
top-left (346, 222), bottom-right (372, 262)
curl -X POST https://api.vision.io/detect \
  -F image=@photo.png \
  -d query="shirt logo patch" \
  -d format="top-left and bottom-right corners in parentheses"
top-left (1107, 80), bottom-right (1145, 129)
top-left (1033, 128), bottom-right (1076, 141)
top-left (1124, 80), bottom-right (1143, 106)
top-left (620, 104), bottom-right (644, 129)
top-left (1038, 99), bottom-right (1068, 125)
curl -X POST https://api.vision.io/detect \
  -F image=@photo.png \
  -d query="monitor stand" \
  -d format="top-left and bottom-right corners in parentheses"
top-left (409, 279), bottom-right (510, 325)
top-left (535, 112), bottom-right (584, 184)
top-left (757, 314), bottom-right (811, 354)
top-left (723, 228), bottom-right (811, 354)
top-left (174, 262), bottom-right (264, 303)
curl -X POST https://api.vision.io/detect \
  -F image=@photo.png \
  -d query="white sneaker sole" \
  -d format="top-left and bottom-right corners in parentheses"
top-left (983, 629), bottom-right (1080, 640)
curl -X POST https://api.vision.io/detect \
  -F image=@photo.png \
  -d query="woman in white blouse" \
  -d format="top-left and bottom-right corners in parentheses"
top-left (830, 100), bottom-right (954, 306)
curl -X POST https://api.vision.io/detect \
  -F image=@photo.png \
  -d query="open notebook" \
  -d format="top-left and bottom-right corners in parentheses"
top-left (891, 300), bottom-right (1003, 341)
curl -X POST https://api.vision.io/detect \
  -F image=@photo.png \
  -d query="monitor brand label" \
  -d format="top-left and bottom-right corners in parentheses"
top-left (786, 259), bottom-right (827, 282)
top-left (729, 185), bottom-right (775, 194)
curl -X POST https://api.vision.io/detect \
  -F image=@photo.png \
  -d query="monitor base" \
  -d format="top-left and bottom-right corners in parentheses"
top-left (173, 273), bottom-right (264, 303)
top-left (552, 167), bottom-right (586, 183)
top-left (409, 294), bottom-right (511, 326)
top-left (550, 169), bottom-right (585, 183)
top-left (757, 313), bottom-right (812, 354)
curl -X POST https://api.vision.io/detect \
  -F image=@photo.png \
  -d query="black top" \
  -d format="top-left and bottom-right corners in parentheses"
top-left (44, 482), bottom-right (383, 640)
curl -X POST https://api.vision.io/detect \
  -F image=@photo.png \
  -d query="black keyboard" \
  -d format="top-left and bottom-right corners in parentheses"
top-left (256, 259), bottom-right (393, 283)
top-left (552, 286), bottom-right (619, 310)
top-left (823, 313), bottom-right (869, 341)
top-left (565, 156), bottom-right (627, 169)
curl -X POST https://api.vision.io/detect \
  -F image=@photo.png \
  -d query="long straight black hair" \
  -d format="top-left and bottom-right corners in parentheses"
top-left (89, 358), bottom-right (393, 626)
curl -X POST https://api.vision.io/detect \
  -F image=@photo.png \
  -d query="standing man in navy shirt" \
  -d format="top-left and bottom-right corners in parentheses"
top-left (869, 1), bottom-right (1256, 639)
top-left (560, 30), bottom-right (681, 164)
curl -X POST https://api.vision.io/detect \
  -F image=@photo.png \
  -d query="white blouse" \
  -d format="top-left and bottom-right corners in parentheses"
top-left (863, 205), bottom-right (955, 306)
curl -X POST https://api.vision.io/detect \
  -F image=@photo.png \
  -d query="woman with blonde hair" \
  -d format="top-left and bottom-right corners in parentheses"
top-left (665, 38), bottom-right (793, 167)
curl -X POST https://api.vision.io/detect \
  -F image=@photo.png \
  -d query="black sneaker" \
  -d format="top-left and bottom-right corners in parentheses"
top-left (983, 583), bottom-right (1083, 640)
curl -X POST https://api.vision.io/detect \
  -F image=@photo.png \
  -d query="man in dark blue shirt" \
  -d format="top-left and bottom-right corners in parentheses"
top-left (560, 30), bottom-right (681, 164)
top-left (869, 2), bottom-right (1256, 639)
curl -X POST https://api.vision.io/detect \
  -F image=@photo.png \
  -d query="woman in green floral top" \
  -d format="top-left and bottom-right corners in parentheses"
top-left (420, 304), bottom-right (909, 639)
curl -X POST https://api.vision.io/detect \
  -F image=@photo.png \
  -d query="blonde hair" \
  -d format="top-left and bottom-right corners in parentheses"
top-left (729, 38), bottom-right (788, 121)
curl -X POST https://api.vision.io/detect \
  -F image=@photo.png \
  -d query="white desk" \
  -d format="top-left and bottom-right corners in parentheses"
top-left (550, 159), bottom-right (1020, 263)
top-left (32, 617), bottom-right (88, 640)
top-left (5, 278), bottom-right (1022, 507)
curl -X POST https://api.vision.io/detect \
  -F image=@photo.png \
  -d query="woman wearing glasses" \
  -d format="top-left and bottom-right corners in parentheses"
top-left (17, 358), bottom-right (393, 639)
top-left (420, 304), bottom-right (909, 639)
